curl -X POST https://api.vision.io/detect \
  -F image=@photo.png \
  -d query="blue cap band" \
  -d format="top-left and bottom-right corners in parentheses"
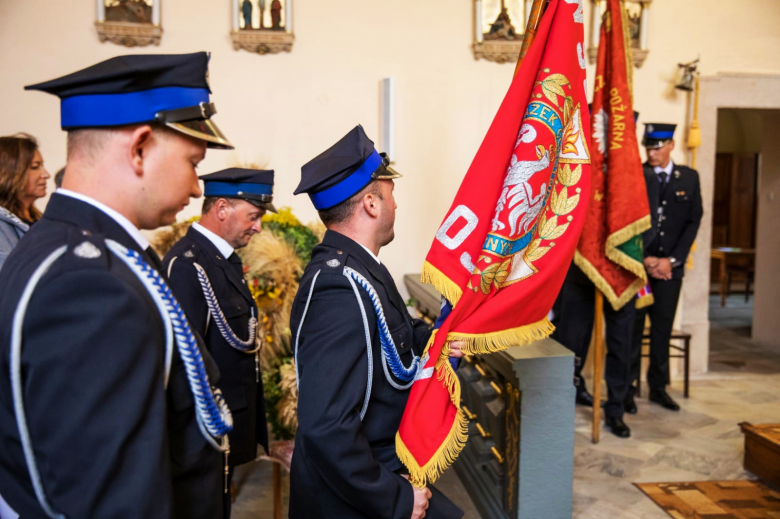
top-left (646, 130), bottom-right (675, 139)
top-left (309, 151), bottom-right (383, 210)
top-left (204, 182), bottom-right (273, 197)
top-left (60, 86), bottom-right (210, 128)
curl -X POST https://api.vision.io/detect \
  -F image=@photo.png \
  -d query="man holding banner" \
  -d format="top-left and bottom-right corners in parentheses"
top-left (290, 126), bottom-right (463, 519)
top-left (554, 0), bottom-right (650, 439)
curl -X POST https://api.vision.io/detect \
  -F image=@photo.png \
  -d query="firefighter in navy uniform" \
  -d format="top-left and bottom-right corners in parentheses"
top-left (552, 110), bottom-right (646, 439)
top-left (163, 169), bottom-right (273, 517)
top-left (0, 53), bottom-right (235, 518)
top-left (625, 123), bottom-right (703, 413)
top-left (289, 126), bottom-right (463, 519)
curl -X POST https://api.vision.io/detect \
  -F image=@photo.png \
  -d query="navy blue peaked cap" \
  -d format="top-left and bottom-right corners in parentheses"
top-left (201, 168), bottom-right (276, 212)
top-left (295, 125), bottom-right (401, 210)
top-left (642, 123), bottom-right (676, 148)
top-left (25, 52), bottom-right (233, 150)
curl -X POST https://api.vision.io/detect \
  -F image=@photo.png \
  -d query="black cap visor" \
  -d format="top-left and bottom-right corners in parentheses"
top-left (642, 137), bottom-right (672, 149)
top-left (373, 163), bottom-right (402, 180)
top-left (156, 102), bottom-right (233, 149)
top-left (239, 194), bottom-right (277, 213)
top-left (167, 119), bottom-right (233, 150)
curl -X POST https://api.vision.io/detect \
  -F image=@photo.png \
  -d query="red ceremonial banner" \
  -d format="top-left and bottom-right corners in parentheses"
top-left (397, 0), bottom-right (591, 486)
top-left (574, 0), bottom-right (651, 310)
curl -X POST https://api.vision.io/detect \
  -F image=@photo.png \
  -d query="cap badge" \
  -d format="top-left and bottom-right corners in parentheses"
top-left (327, 259), bottom-right (340, 268)
top-left (647, 124), bottom-right (654, 133)
top-left (184, 250), bottom-right (194, 258)
top-left (73, 241), bottom-right (101, 259)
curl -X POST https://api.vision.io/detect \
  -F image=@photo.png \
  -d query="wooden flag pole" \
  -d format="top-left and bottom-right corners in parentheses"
top-left (591, 291), bottom-right (605, 443)
top-left (514, 0), bottom-right (549, 75)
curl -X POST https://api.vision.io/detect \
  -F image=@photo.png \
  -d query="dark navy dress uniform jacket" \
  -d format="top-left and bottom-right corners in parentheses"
top-left (0, 194), bottom-right (223, 518)
top-left (642, 163), bottom-right (703, 278)
top-left (163, 226), bottom-right (269, 467)
top-left (289, 230), bottom-right (462, 519)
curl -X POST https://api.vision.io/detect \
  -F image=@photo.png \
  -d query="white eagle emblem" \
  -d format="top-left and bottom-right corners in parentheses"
top-left (593, 107), bottom-right (608, 156)
top-left (492, 145), bottom-right (550, 236)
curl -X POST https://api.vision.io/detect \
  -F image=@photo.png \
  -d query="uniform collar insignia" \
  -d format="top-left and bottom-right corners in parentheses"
top-left (73, 241), bottom-right (102, 259)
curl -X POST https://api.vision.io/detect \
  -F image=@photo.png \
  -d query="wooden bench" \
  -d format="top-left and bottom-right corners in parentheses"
top-left (636, 328), bottom-right (691, 398)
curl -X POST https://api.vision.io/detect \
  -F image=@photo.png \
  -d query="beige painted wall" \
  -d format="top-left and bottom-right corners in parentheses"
top-left (2, 0), bottom-right (780, 367)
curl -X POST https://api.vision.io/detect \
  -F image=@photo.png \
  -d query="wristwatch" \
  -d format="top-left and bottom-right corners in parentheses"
top-left (669, 257), bottom-right (680, 268)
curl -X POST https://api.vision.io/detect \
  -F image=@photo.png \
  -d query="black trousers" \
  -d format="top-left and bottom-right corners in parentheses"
top-left (630, 277), bottom-right (683, 391)
top-left (553, 265), bottom-right (635, 419)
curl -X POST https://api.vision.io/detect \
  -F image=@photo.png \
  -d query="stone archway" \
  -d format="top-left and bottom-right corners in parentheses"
top-left (684, 72), bottom-right (780, 373)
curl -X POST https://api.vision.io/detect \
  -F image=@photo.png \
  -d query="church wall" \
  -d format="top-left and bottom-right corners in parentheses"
top-left (2, 0), bottom-right (780, 370)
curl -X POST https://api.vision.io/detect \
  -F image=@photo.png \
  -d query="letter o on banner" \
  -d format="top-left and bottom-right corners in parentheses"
top-left (436, 205), bottom-right (478, 250)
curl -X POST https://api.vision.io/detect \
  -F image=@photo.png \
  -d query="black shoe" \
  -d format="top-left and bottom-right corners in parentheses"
top-left (623, 391), bottom-right (637, 414)
top-left (575, 387), bottom-right (594, 407)
top-left (605, 416), bottom-right (631, 438)
top-left (649, 389), bottom-right (680, 411)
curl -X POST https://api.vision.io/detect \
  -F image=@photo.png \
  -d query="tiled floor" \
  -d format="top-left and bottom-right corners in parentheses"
top-left (233, 295), bottom-right (779, 518)
top-left (572, 295), bottom-right (780, 519)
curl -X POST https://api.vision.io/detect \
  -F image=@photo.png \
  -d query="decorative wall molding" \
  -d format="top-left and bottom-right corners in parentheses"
top-left (231, 0), bottom-right (294, 55)
top-left (586, 46), bottom-right (648, 68)
top-left (95, 21), bottom-right (162, 47)
top-left (472, 0), bottom-right (530, 64)
top-left (473, 39), bottom-right (525, 64)
top-left (588, 0), bottom-right (651, 68)
top-left (230, 30), bottom-right (294, 55)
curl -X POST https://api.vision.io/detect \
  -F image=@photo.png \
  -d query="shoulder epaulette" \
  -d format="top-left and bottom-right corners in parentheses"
top-left (175, 241), bottom-right (201, 263)
top-left (62, 228), bottom-right (109, 270)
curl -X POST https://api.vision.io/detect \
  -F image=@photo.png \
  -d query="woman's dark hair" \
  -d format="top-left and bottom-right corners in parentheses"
top-left (0, 133), bottom-right (41, 222)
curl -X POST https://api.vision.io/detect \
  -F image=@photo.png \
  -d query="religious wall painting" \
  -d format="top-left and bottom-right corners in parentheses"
top-left (473, 0), bottom-right (533, 63)
top-left (588, 0), bottom-right (651, 67)
top-left (95, 0), bottom-right (162, 47)
top-left (231, 0), bottom-right (294, 55)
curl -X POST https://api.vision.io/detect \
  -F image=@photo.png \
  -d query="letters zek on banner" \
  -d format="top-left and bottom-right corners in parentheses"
top-left (397, 0), bottom-right (592, 487)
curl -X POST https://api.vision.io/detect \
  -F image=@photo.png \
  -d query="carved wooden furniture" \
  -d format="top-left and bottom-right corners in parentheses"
top-left (711, 247), bottom-right (756, 307)
top-left (740, 422), bottom-right (780, 489)
top-left (636, 328), bottom-right (691, 398)
top-left (256, 440), bottom-right (294, 519)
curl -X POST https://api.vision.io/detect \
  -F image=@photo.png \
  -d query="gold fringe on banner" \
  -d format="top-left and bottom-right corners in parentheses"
top-left (397, 315), bottom-right (554, 486)
top-left (575, 251), bottom-right (646, 310)
top-left (636, 292), bottom-right (654, 308)
top-left (421, 261), bottom-right (463, 307)
top-left (396, 329), bottom-right (469, 487)
top-left (604, 214), bottom-right (652, 279)
top-left (446, 317), bottom-right (555, 355)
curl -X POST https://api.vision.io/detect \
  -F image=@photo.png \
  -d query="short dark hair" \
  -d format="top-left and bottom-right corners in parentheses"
top-left (54, 167), bottom-right (66, 188)
top-left (318, 180), bottom-right (382, 227)
top-left (202, 196), bottom-right (237, 214)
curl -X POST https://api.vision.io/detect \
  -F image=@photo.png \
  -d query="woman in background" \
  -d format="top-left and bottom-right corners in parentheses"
top-left (0, 133), bottom-right (50, 269)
